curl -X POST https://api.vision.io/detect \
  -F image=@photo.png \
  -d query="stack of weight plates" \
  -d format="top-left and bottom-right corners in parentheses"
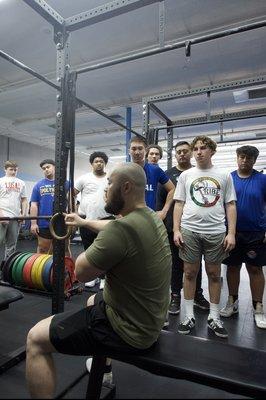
top-left (1, 252), bottom-right (76, 293)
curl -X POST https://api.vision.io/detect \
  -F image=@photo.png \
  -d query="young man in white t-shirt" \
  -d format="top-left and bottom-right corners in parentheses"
top-left (74, 151), bottom-right (114, 287)
top-left (173, 136), bottom-right (236, 338)
top-left (0, 160), bottom-right (28, 261)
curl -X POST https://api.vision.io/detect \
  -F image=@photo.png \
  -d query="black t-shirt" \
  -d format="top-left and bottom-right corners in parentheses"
top-left (156, 166), bottom-right (183, 232)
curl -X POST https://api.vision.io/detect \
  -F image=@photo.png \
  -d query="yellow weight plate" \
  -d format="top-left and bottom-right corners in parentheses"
top-left (35, 255), bottom-right (51, 290)
top-left (31, 255), bottom-right (48, 289)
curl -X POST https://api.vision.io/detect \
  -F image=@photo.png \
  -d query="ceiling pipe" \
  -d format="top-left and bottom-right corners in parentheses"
top-left (76, 19), bottom-right (266, 75)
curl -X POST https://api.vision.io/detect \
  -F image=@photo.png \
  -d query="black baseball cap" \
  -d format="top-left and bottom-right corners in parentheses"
top-left (40, 159), bottom-right (55, 168)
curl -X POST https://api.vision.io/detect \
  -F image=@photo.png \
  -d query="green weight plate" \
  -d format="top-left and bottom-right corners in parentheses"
top-left (2, 251), bottom-right (21, 283)
top-left (12, 253), bottom-right (30, 285)
top-left (13, 252), bottom-right (33, 286)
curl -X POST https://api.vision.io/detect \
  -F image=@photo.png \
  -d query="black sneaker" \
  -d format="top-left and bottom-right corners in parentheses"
top-left (178, 317), bottom-right (195, 335)
top-left (194, 292), bottom-right (210, 310)
top-left (168, 294), bottom-right (181, 315)
top-left (207, 318), bottom-right (228, 338)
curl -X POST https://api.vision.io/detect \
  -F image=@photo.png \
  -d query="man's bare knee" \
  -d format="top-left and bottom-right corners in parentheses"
top-left (26, 326), bottom-right (43, 357)
top-left (184, 270), bottom-right (197, 281)
top-left (27, 316), bottom-right (55, 356)
top-left (208, 275), bottom-right (221, 284)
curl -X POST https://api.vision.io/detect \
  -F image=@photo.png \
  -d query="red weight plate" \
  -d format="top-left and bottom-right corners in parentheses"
top-left (22, 253), bottom-right (41, 288)
top-left (50, 257), bottom-right (76, 293)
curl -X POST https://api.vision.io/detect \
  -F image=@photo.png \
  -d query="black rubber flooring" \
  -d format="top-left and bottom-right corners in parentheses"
top-left (0, 238), bottom-right (265, 399)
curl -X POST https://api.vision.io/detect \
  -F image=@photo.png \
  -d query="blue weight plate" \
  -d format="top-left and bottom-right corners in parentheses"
top-left (42, 257), bottom-right (53, 291)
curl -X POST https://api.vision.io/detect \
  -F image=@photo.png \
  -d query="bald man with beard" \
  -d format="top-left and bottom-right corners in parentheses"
top-left (25, 162), bottom-right (171, 399)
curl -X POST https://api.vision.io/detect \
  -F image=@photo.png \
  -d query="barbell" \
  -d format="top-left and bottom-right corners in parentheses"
top-left (0, 213), bottom-right (74, 240)
top-left (0, 215), bottom-right (52, 221)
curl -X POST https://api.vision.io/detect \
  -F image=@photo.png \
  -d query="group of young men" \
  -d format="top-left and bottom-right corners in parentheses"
top-left (146, 137), bottom-right (266, 335)
top-left (0, 135), bottom-right (265, 398)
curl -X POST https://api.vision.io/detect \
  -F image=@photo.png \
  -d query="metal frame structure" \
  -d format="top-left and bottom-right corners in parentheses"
top-left (0, 0), bottom-right (266, 314)
top-left (1, 0), bottom-right (162, 315)
top-left (142, 76), bottom-right (266, 168)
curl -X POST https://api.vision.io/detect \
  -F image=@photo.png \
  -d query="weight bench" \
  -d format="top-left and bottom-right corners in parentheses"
top-left (0, 286), bottom-right (24, 373)
top-left (86, 330), bottom-right (266, 399)
top-left (0, 286), bottom-right (23, 311)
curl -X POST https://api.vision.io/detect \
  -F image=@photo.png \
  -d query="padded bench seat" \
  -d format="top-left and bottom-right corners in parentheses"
top-left (0, 286), bottom-right (23, 311)
top-left (87, 330), bottom-right (266, 399)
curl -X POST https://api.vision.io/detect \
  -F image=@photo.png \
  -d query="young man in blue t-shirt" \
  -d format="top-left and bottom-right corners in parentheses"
top-left (220, 145), bottom-right (266, 329)
top-left (30, 159), bottom-right (70, 255)
top-left (129, 137), bottom-right (175, 218)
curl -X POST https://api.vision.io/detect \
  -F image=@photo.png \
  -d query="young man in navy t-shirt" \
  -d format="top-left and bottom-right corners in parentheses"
top-left (220, 145), bottom-right (266, 329)
top-left (129, 137), bottom-right (175, 218)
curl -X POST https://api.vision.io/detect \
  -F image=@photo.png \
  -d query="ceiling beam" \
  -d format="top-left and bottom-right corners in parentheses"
top-left (0, 49), bottom-right (60, 90)
top-left (77, 19), bottom-right (266, 75)
top-left (65, 0), bottom-right (160, 32)
top-left (144, 75), bottom-right (266, 104)
top-left (149, 103), bottom-right (172, 125)
top-left (156, 108), bottom-right (266, 131)
top-left (22, 0), bottom-right (64, 28)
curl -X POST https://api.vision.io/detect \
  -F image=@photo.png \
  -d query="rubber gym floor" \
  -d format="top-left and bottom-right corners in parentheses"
top-left (0, 237), bottom-right (265, 399)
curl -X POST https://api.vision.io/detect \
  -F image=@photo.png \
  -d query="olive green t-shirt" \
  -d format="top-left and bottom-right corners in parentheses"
top-left (85, 207), bottom-right (171, 349)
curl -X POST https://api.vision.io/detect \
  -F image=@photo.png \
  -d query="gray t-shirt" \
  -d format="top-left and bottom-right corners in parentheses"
top-left (174, 166), bottom-right (236, 234)
top-left (85, 207), bottom-right (171, 349)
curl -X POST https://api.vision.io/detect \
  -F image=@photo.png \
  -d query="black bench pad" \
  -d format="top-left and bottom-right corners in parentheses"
top-left (0, 286), bottom-right (23, 310)
top-left (96, 330), bottom-right (266, 397)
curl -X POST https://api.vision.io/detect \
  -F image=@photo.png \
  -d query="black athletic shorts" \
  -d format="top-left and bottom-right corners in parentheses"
top-left (49, 291), bottom-right (147, 356)
top-left (223, 231), bottom-right (266, 267)
top-left (38, 227), bottom-right (53, 240)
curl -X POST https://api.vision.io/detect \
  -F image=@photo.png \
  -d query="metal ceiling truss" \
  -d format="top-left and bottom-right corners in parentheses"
top-left (142, 75), bottom-right (266, 169)
top-left (65, 0), bottom-right (160, 32)
top-left (143, 75), bottom-right (266, 104)
top-left (22, 0), bottom-right (64, 28)
top-left (156, 108), bottom-right (266, 131)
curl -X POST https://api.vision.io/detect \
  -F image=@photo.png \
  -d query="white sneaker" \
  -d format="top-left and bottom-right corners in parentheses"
top-left (85, 278), bottom-right (100, 288)
top-left (86, 357), bottom-right (113, 384)
top-left (220, 296), bottom-right (239, 317)
top-left (254, 303), bottom-right (266, 329)
top-left (85, 280), bottom-right (97, 288)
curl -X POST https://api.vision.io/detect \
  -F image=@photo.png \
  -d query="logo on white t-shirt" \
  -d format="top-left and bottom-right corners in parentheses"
top-left (190, 177), bottom-right (220, 207)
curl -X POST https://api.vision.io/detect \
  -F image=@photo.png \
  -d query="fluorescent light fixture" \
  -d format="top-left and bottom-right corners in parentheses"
top-left (233, 85), bottom-right (266, 103)
top-left (233, 90), bottom-right (249, 103)
top-left (109, 155), bottom-right (126, 160)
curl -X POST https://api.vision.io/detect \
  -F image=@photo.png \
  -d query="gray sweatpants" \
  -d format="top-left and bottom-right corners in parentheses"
top-left (0, 221), bottom-right (20, 261)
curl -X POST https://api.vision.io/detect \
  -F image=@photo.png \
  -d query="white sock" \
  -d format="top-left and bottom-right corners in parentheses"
top-left (209, 302), bottom-right (220, 320)
top-left (184, 299), bottom-right (195, 319)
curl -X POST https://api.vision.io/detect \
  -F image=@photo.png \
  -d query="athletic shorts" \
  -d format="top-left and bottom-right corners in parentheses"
top-left (49, 291), bottom-right (145, 356)
top-left (179, 228), bottom-right (227, 264)
top-left (223, 231), bottom-right (266, 267)
top-left (38, 227), bottom-right (53, 240)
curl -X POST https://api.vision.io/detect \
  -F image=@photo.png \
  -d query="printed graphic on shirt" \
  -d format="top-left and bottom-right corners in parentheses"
top-left (4, 181), bottom-right (23, 193)
top-left (146, 184), bottom-right (154, 192)
top-left (40, 185), bottom-right (54, 196)
top-left (190, 177), bottom-right (220, 207)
